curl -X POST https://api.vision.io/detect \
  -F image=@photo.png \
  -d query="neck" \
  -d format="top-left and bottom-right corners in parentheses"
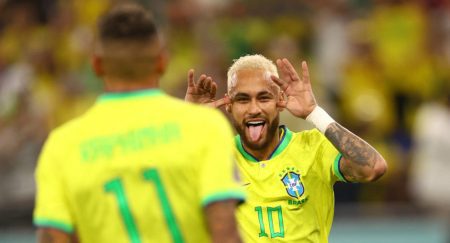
top-left (103, 76), bottom-right (159, 92)
top-left (243, 127), bottom-right (281, 161)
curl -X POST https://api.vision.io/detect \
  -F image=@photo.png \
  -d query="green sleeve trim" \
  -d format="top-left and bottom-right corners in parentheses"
top-left (201, 191), bottom-right (246, 207)
top-left (33, 218), bottom-right (74, 233)
top-left (333, 154), bottom-right (348, 182)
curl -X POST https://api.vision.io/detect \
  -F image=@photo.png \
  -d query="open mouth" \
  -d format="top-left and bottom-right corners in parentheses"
top-left (246, 120), bottom-right (266, 142)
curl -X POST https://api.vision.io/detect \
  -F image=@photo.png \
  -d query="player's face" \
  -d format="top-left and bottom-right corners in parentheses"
top-left (228, 69), bottom-right (281, 150)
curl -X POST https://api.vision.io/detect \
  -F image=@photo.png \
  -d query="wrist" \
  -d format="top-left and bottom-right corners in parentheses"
top-left (306, 106), bottom-right (335, 133)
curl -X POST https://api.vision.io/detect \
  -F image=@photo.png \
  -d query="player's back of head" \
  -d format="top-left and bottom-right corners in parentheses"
top-left (95, 3), bottom-right (164, 81)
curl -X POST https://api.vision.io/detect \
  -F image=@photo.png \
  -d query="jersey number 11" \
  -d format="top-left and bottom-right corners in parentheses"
top-left (104, 168), bottom-right (184, 243)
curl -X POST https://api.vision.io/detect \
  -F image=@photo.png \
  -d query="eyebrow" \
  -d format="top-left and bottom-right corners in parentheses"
top-left (257, 91), bottom-right (274, 96)
top-left (232, 90), bottom-right (274, 98)
top-left (233, 93), bottom-right (249, 98)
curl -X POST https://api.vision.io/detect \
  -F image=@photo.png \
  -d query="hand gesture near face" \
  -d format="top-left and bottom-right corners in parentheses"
top-left (272, 59), bottom-right (317, 119)
top-left (184, 69), bottom-right (230, 108)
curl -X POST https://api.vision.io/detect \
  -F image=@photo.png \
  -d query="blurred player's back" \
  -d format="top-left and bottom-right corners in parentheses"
top-left (34, 91), bottom-right (243, 242)
top-left (33, 3), bottom-right (244, 243)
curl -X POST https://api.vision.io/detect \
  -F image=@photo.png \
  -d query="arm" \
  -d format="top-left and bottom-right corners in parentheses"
top-left (325, 123), bottom-right (387, 182)
top-left (184, 69), bottom-right (230, 108)
top-left (272, 59), bottom-right (387, 183)
top-left (204, 200), bottom-right (242, 243)
top-left (36, 228), bottom-right (77, 243)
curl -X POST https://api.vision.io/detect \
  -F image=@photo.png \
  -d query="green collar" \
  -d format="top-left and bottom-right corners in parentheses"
top-left (235, 125), bottom-right (293, 162)
top-left (97, 89), bottom-right (163, 102)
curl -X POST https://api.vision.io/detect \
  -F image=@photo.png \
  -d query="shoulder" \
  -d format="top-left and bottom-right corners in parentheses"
top-left (44, 98), bottom-right (102, 146)
top-left (39, 119), bottom-right (85, 158)
top-left (292, 128), bottom-right (327, 146)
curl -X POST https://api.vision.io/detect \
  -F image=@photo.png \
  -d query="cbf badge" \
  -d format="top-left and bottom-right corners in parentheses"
top-left (281, 170), bottom-right (304, 199)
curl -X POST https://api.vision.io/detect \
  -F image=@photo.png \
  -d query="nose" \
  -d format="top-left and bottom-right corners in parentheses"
top-left (247, 99), bottom-right (262, 116)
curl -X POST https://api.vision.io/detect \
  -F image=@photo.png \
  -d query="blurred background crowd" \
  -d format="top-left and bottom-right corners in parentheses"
top-left (0, 0), bottom-right (449, 241)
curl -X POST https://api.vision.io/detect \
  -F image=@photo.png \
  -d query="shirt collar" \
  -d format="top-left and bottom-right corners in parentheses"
top-left (235, 125), bottom-right (293, 162)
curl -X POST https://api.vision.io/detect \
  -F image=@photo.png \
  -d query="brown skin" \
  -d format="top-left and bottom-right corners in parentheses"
top-left (185, 58), bottom-right (387, 182)
top-left (227, 69), bottom-right (284, 160)
top-left (325, 123), bottom-right (387, 182)
top-left (36, 228), bottom-right (77, 243)
top-left (205, 200), bottom-right (243, 243)
top-left (185, 69), bottom-right (230, 108)
top-left (91, 42), bottom-right (169, 92)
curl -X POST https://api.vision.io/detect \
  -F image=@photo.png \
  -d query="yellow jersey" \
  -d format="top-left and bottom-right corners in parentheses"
top-left (34, 89), bottom-right (245, 243)
top-left (235, 126), bottom-right (345, 243)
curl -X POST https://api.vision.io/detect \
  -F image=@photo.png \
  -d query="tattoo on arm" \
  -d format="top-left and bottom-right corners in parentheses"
top-left (325, 123), bottom-right (382, 181)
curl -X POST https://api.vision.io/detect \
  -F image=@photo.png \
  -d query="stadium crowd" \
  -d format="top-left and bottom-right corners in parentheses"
top-left (0, 0), bottom-right (449, 224)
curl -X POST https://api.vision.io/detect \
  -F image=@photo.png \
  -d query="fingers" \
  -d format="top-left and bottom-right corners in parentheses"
top-left (211, 96), bottom-right (231, 108)
top-left (276, 59), bottom-right (291, 81)
top-left (210, 82), bottom-right (217, 99)
top-left (204, 77), bottom-right (212, 90)
top-left (281, 58), bottom-right (300, 82)
top-left (301, 61), bottom-right (310, 84)
top-left (199, 75), bottom-right (215, 92)
top-left (197, 74), bottom-right (207, 89)
top-left (271, 75), bottom-right (289, 92)
top-left (188, 69), bottom-right (216, 91)
top-left (187, 69), bottom-right (195, 88)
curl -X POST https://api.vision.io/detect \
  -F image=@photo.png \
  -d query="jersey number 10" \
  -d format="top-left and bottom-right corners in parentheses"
top-left (104, 168), bottom-right (184, 243)
top-left (255, 206), bottom-right (285, 238)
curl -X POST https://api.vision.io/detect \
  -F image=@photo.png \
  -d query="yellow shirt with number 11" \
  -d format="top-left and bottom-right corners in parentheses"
top-left (34, 89), bottom-right (245, 243)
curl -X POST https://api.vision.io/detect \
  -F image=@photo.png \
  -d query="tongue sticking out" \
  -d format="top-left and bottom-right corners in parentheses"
top-left (249, 125), bottom-right (264, 142)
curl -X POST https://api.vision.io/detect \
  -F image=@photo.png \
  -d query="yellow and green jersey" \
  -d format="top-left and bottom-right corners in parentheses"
top-left (235, 126), bottom-right (346, 243)
top-left (33, 89), bottom-right (245, 243)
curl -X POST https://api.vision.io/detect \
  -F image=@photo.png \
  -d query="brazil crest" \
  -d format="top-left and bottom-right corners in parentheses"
top-left (281, 172), bottom-right (304, 199)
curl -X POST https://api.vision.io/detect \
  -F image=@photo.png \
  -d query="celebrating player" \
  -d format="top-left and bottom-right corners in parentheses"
top-left (33, 4), bottom-right (245, 243)
top-left (185, 54), bottom-right (387, 242)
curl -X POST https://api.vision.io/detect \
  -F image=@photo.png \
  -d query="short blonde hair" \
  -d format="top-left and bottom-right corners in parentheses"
top-left (227, 54), bottom-right (279, 92)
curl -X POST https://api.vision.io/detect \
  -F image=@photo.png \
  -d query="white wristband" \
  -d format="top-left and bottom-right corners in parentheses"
top-left (306, 106), bottom-right (335, 133)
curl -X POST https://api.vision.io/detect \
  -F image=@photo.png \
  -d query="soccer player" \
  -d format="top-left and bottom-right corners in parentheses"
top-left (33, 4), bottom-right (245, 243)
top-left (185, 54), bottom-right (387, 242)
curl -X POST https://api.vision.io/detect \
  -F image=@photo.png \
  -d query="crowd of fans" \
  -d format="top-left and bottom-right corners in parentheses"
top-left (0, 0), bottom-right (449, 223)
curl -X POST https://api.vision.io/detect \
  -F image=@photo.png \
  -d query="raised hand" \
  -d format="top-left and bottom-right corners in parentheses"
top-left (271, 59), bottom-right (317, 119)
top-left (184, 69), bottom-right (230, 108)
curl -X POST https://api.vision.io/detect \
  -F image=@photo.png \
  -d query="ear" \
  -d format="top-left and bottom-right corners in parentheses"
top-left (155, 49), bottom-right (169, 75)
top-left (91, 55), bottom-right (104, 77)
top-left (277, 91), bottom-right (286, 111)
top-left (224, 93), bottom-right (232, 113)
top-left (225, 104), bottom-right (231, 113)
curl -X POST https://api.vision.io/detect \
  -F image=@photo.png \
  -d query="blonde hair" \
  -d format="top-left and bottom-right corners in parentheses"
top-left (227, 54), bottom-right (279, 92)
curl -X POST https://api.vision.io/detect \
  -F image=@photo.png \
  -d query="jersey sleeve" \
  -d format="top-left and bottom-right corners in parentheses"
top-left (198, 111), bottom-right (246, 207)
top-left (33, 132), bottom-right (75, 233)
top-left (315, 130), bottom-right (347, 184)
